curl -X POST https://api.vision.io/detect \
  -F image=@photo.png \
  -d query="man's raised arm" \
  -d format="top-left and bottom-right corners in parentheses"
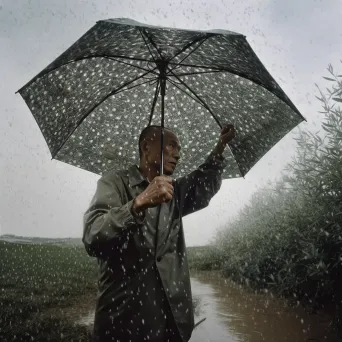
top-left (175, 124), bottom-right (236, 217)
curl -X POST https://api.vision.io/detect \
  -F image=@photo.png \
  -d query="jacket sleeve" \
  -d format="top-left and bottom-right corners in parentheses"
top-left (82, 174), bottom-right (145, 258)
top-left (175, 152), bottom-right (227, 217)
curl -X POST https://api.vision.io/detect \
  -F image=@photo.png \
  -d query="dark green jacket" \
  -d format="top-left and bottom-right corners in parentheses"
top-left (83, 152), bottom-right (226, 341)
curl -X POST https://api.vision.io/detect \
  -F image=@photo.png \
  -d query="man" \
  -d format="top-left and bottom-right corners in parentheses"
top-left (83, 124), bottom-right (236, 342)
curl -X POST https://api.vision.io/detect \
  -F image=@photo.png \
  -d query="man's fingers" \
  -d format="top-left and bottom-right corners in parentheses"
top-left (221, 130), bottom-right (236, 143)
top-left (155, 176), bottom-right (173, 187)
top-left (165, 183), bottom-right (174, 192)
top-left (166, 182), bottom-right (174, 192)
top-left (159, 175), bottom-right (174, 184)
top-left (222, 123), bottom-right (234, 129)
top-left (221, 130), bottom-right (235, 138)
top-left (164, 191), bottom-right (173, 202)
top-left (158, 181), bottom-right (173, 190)
top-left (161, 189), bottom-right (173, 202)
top-left (226, 132), bottom-right (236, 140)
top-left (223, 128), bottom-right (236, 136)
top-left (160, 184), bottom-right (174, 196)
top-left (221, 124), bottom-right (235, 135)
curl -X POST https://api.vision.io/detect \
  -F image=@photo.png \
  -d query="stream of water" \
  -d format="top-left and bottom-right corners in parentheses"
top-left (79, 271), bottom-right (339, 341)
top-left (189, 271), bottom-right (338, 342)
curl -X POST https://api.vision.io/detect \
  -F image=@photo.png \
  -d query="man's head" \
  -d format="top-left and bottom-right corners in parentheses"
top-left (138, 125), bottom-right (181, 175)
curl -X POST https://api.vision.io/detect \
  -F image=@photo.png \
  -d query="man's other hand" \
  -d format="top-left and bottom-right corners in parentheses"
top-left (212, 124), bottom-right (236, 157)
top-left (219, 124), bottom-right (236, 146)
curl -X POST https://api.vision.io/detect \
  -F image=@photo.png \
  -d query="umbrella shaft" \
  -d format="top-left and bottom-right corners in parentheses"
top-left (155, 60), bottom-right (168, 258)
top-left (160, 74), bottom-right (166, 176)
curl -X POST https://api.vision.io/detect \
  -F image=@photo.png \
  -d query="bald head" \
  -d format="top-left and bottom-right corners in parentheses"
top-left (138, 125), bottom-right (175, 158)
top-left (138, 125), bottom-right (181, 176)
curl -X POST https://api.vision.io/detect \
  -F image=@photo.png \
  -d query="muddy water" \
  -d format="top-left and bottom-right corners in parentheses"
top-left (189, 271), bottom-right (338, 342)
top-left (79, 271), bottom-right (339, 341)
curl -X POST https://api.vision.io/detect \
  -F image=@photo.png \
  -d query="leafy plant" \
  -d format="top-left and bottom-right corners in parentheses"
top-left (190, 62), bottom-right (342, 334)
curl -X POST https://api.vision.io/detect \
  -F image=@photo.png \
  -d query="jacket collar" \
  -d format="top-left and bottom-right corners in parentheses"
top-left (128, 164), bottom-right (149, 187)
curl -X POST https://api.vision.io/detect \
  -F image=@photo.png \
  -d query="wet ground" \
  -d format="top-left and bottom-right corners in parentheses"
top-left (79, 271), bottom-right (340, 342)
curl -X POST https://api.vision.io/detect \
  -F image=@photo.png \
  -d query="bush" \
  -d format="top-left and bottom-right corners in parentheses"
top-left (213, 63), bottom-right (342, 330)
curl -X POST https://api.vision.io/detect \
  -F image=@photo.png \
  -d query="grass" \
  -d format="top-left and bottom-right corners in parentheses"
top-left (0, 240), bottom-right (203, 341)
top-left (0, 241), bottom-right (97, 341)
top-left (188, 63), bottom-right (342, 336)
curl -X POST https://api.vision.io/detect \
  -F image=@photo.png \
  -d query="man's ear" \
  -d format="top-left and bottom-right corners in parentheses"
top-left (141, 140), bottom-right (149, 155)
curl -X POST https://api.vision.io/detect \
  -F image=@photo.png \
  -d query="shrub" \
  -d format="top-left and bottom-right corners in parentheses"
top-left (212, 63), bottom-right (342, 331)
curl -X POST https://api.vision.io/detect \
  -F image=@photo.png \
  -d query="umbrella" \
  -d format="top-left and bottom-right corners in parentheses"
top-left (17, 18), bottom-right (305, 179)
top-left (17, 19), bottom-right (305, 333)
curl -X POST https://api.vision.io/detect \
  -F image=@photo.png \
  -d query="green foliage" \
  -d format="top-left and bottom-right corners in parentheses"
top-left (190, 63), bottom-right (342, 333)
top-left (219, 63), bottom-right (342, 320)
top-left (187, 245), bottom-right (224, 271)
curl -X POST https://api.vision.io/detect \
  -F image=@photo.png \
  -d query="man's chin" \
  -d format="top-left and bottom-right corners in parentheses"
top-left (163, 166), bottom-right (175, 176)
top-left (164, 169), bottom-right (174, 176)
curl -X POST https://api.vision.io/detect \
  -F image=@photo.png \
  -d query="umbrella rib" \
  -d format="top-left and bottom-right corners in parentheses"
top-left (168, 74), bottom-right (245, 178)
top-left (148, 79), bottom-right (161, 125)
top-left (168, 70), bottom-right (222, 128)
top-left (108, 57), bottom-right (159, 76)
top-left (140, 28), bottom-right (163, 60)
top-left (167, 78), bottom-right (205, 108)
top-left (139, 29), bottom-right (159, 63)
top-left (51, 68), bottom-right (157, 159)
top-left (168, 62), bottom-right (241, 75)
top-left (172, 70), bottom-right (222, 77)
top-left (168, 62), bottom-right (304, 119)
top-left (168, 36), bottom-right (211, 73)
top-left (17, 54), bottom-right (154, 94)
top-left (112, 78), bottom-right (158, 97)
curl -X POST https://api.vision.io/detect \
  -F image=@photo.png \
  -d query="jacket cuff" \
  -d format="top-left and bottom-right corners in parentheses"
top-left (123, 199), bottom-right (146, 226)
top-left (207, 151), bottom-right (227, 168)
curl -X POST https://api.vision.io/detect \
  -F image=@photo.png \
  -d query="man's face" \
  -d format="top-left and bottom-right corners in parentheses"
top-left (144, 129), bottom-right (181, 175)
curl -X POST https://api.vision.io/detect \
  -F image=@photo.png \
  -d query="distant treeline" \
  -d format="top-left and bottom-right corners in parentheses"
top-left (0, 234), bottom-right (82, 245)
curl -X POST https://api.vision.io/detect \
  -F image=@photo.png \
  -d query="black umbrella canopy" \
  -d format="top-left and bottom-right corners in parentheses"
top-left (18, 18), bottom-right (305, 179)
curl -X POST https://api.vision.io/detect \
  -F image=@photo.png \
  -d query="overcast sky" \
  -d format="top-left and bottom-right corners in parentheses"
top-left (1, 0), bottom-right (341, 245)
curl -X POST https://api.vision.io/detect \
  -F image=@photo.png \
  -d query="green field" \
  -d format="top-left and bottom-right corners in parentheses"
top-left (0, 241), bottom-right (97, 341)
top-left (0, 241), bottom-right (203, 341)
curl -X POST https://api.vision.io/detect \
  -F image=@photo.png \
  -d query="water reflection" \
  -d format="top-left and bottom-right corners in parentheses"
top-left (190, 277), bottom-right (242, 342)
top-left (190, 271), bottom-right (338, 342)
